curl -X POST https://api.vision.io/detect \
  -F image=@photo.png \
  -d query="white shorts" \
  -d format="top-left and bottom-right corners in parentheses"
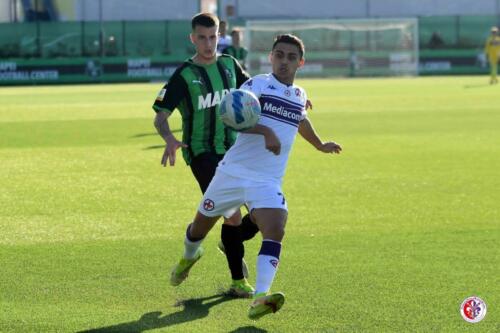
top-left (199, 170), bottom-right (288, 218)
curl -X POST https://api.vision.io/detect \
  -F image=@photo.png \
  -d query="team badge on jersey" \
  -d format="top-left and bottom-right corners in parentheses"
top-left (225, 68), bottom-right (233, 79)
top-left (156, 88), bottom-right (166, 102)
top-left (295, 88), bottom-right (301, 97)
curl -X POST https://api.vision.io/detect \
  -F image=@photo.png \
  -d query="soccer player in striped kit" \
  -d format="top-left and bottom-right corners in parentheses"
top-left (170, 34), bottom-right (342, 319)
top-left (153, 13), bottom-right (258, 297)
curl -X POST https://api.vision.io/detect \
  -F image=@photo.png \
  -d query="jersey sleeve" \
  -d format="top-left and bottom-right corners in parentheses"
top-left (300, 89), bottom-right (308, 121)
top-left (233, 57), bottom-right (251, 88)
top-left (152, 69), bottom-right (187, 113)
top-left (240, 76), bottom-right (263, 98)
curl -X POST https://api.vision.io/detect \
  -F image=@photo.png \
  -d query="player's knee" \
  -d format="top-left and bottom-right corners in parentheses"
top-left (276, 226), bottom-right (285, 240)
top-left (223, 210), bottom-right (242, 226)
top-left (261, 225), bottom-right (285, 242)
top-left (223, 219), bottom-right (239, 226)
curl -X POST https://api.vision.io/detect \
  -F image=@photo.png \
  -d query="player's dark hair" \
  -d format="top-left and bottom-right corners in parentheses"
top-left (272, 34), bottom-right (305, 59)
top-left (191, 13), bottom-right (219, 30)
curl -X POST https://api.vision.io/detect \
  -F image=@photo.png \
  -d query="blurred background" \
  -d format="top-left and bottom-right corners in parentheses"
top-left (0, 0), bottom-right (499, 84)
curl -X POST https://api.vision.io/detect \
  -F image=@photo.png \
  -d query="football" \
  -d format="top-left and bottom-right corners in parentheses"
top-left (219, 89), bottom-right (261, 131)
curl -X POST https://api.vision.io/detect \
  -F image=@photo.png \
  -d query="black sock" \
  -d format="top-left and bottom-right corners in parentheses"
top-left (221, 224), bottom-right (244, 280)
top-left (240, 214), bottom-right (259, 241)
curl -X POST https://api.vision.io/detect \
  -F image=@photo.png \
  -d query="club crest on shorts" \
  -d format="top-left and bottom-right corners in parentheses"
top-left (460, 296), bottom-right (487, 323)
top-left (269, 259), bottom-right (279, 268)
top-left (203, 199), bottom-right (215, 211)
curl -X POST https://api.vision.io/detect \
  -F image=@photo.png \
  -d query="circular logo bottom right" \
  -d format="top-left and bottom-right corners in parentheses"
top-left (460, 296), bottom-right (487, 323)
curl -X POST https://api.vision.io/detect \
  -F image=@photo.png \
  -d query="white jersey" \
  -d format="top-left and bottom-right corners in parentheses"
top-left (217, 35), bottom-right (232, 53)
top-left (218, 73), bottom-right (307, 182)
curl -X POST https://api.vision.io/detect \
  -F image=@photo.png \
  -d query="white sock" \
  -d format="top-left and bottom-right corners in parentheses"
top-left (183, 235), bottom-right (203, 259)
top-left (255, 240), bottom-right (281, 295)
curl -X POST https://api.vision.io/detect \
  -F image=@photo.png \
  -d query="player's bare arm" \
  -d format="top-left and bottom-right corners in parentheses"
top-left (154, 111), bottom-right (188, 166)
top-left (242, 124), bottom-right (281, 155)
top-left (298, 117), bottom-right (342, 154)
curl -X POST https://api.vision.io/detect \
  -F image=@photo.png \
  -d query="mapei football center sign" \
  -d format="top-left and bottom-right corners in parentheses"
top-left (0, 58), bottom-right (180, 85)
top-left (0, 61), bottom-right (59, 82)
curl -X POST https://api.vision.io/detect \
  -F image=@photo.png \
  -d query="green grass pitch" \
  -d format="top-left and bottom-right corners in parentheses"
top-left (1, 77), bottom-right (499, 332)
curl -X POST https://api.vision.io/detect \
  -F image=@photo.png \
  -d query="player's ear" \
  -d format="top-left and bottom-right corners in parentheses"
top-left (298, 58), bottom-right (305, 68)
top-left (268, 51), bottom-right (273, 63)
top-left (189, 33), bottom-right (195, 44)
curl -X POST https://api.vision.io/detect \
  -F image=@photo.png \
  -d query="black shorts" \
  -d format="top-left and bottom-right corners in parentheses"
top-left (190, 152), bottom-right (225, 194)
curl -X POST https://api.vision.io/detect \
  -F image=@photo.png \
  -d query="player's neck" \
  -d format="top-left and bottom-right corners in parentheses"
top-left (192, 54), bottom-right (217, 65)
top-left (272, 73), bottom-right (295, 86)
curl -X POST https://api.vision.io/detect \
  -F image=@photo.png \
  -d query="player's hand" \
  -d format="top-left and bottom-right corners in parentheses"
top-left (318, 141), bottom-right (342, 154)
top-left (161, 136), bottom-right (188, 166)
top-left (306, 99), bottom-right (313, 110)
top-left (264, 130), bottom-right (281, 155)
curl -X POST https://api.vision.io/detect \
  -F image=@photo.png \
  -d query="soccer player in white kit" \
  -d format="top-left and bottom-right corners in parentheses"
top-left (170, 34), bottom-right (342, 320)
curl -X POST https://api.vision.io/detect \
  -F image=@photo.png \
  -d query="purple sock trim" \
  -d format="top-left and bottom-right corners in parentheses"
top-left (186, 224), bottom-right (203, 242)
top-left (258, 240), bottom-right (281, 259)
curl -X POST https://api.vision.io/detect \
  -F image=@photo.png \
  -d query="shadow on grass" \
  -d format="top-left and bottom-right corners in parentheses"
top-left (134, 129), bottom-right (182, 150)
top-left (131, 129), bottom-right (181, 139)
top-left (463, 83), bottom-right (493, 89)
top-left (229, 326), bottom-right (268, 333)
top-left (78, 293), bottom-right (236, 333)
top-left (143, 145), bottom-right (165, 150)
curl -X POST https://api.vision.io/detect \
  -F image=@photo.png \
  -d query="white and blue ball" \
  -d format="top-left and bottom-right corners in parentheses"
top-left (219, 89), bottom-right (261, 131)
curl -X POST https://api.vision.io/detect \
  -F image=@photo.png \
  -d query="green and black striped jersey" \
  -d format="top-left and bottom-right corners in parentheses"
top-left (153, 55), bottom-right (250, 165)
top-left (222, 46), bottom-right (248, 66)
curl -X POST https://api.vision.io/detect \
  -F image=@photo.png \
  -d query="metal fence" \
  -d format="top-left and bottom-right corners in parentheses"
top-left (0, 15), bottom-right (499, 60)
top-left (419, 15), bottom-right (500, 49)
top-left (0, 20), bottom-right (193, 58)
